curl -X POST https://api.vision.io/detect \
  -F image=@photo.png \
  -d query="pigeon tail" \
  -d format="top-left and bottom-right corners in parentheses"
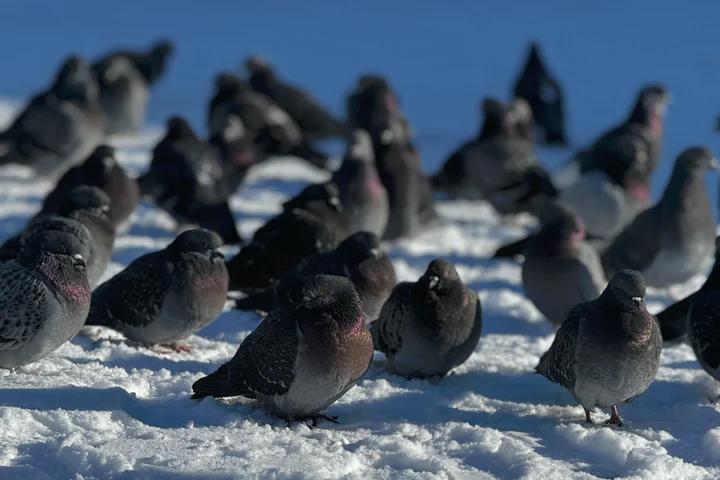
top-left (191, 364), bottom-right (242, 399)
top-left (493, 236), bottom-right (530, 258)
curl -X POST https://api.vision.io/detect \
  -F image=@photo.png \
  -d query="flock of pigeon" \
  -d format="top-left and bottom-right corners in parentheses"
top-left (0, 39), bottom-right (718, 430)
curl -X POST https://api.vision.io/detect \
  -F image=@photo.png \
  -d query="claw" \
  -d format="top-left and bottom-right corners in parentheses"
top-left (602, 405), bottom-right (624, 427)
top-left (584, 408), bottom-right (593, 424)
top-left (311, 414), bottom-right (339, 427)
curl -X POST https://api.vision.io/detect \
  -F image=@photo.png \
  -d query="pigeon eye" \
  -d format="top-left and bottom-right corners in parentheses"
top-left (57, 245), bottom-right (66, 254)
top-left (320, 289), bottom-right (328, 297)
top-left (200, 241), bottom-right (207, 248)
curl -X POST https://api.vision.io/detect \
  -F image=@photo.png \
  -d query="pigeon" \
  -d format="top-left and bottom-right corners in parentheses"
top-left (522, 203), bottom-right (606, 327)
top-left (138, 116), bottom-right (247, 244)
top-left (208, 73), bottom-right (330, 170)
top-left (226, 183), bottom-right (343, 293)
top-left (41, 145), bottom-right (140, 228)
top-left (371, 259), bottom-right (483, 379)
top-left (601, 147), bottom-right (717, 288)
top-left (0, 186), bottom-right (114, 288)
top-left (0, 230), bottom-right (90, 369)
top-left (285, 182), bottom-right (353, 242)
top-left (535, 270), bottom-right (662, 426)
top-left (331, 129), bottom-right (389, 237)
top-left (512, 42), bottom-right (568, 146)
top-left (346, 74), bottom-right (413, 149)
top-left (0, 55), bottom-right (105, 177)
top-left (92, 40), bottom-right (173, 135)
top-left (462, 98), bottom-right (557, 216)
top-left (235, 231), bottom-right (397, 322)
top-left (245, 56), bottom-right (347, 140)
top-left (192, 274), bottom-right (373, 425)
top-left (687, 282), bottom-right (720, 388)
top-left (86, 229), bottom-right (228, 351)
top-left (655, 236), bottom-right (720, 341)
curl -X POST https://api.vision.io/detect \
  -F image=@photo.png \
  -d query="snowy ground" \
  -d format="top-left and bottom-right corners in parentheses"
top-left (0, 98), bottom-right (718, 480)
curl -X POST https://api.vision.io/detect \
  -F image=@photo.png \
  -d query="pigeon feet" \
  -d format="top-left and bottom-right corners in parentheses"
top-left (148, 344), bottom-right (193, 354)
top-left (603, 406), bottom-right (624, 427)
top-left (584, 408), bottom-right (593, 424)
top-left (311, 414), bottom-right (339, 427)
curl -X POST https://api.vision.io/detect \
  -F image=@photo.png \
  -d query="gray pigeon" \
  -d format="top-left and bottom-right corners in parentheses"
top-left (371, 259), bottom-right (483, 379)
top-left (0, 186), bottom-right (114, 288)
top-left (92, 40), bottom-right (173, 135)
top-left (656, 236), bottom-right (720, 342)
top-left (0, 56), bottom-right (105, 177)
top-left (601, 147), bottom-right (718, 288)
top-left (235, 231), bottom-right (397, 322)
top-left (522, 203), bottom-right (606, 327)
top-left (41, 145), bottom-right (140, 229)
top-left (536, 270), bottom-right (662, 425)
top-left (0, 230), bottom-right (90, 369)
top-left (687, 282), bottom-right (720, 388)
top-left (86, 229), bottom-right (228, 351)
top-left (331, 129), bottom-right (389, 237)
top-left (192, 274), bottom-right (373, 425)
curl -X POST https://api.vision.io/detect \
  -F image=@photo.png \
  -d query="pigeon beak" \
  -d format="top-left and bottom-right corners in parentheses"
top-left (329, 197), bottom-right (342, 212)
top-left (370, 248), bottom-right (380, 259)
top-left (73, 253), bottom-right (86, 269)
top-left (710, 157), bottom-right (720, 171)
top-left (302, 295), bottom-right (312, 303)
top-left (428, 276), bottom-right (440, 290)
top-left (101, 205), bottom-right (110, 213)
top-left (631, 296), bottom-right (643, 308)
top-left (380, 129), bottom-right (394, 145)
top-left (210, 250), bottom-right (225, 261)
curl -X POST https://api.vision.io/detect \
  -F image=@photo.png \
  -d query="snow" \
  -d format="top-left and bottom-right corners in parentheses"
top-left (1, 2), bottom-right (720, 479)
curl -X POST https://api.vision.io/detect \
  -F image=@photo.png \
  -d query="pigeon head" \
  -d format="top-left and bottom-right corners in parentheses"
top-left (348, 77), bottom-right (406, 146)
top-left (603, 270), bottom-right (646, 312)
top-left (83, 145), bottom-right (117, 178)
top-left (675, 146), bottom-right (718, 173)
top-left (479, 98), bottom-right (513, 139)
top-left (358, 74), bottom-right (390, 90)
top-left (171, 228), bottom-right (225, 260)
top-left (419, 259), bottom-right (462, 293)
top-left (629, 83), bottom-right (670, 128)
top-left (214, 73), bottom-right (250, 97)
top-left (337, 231), bottom-right (381, 265)
top-left (534, 203), bottom-right (585, 252)
top-left (245, 55), bottom-right (273, 77)
top-left (662, 146), bottom-right (718, 204)
top-left (165, 116), bottom-right (196, 141)
top-left (346, 129), bottom-right (375, 164)
top-left (20, 230), bottom-right (89, 292)
top-left (284, 182), bottom-right (342, 213)
top-left (412, 259), bottom-right (470, 324)
top-left (59, 186), bottom-right (111, 218)
top-left (299, 274), bottom-right (364, 329)
top-left (53, 55), bottom-right (98, 103)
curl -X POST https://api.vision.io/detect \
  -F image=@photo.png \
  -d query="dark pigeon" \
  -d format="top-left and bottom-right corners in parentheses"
top-left (536, 270), bottom-right (662, 426)
top-left (226, 183), bottom-right (343, 293)
top-left (41, 145), bottom-right (140, 228)
top-left (371, 259), bottom-right (483, 379)
top-left (331, 130), bottom-right (389, 237)
top-left (0, 186), bottom-right (114, 288)
top-left (512, 42), bottom-right (568, 146)
top-left (0, 56), bottom-right (105, 177)
top-left (86, 229), bottom-right (228, 351)
top-left (137, 116), bottom-right (248, 244)
top-left (601, 147), bottom-right (717, 288)
top-left (655, 236), bottom-right (720, 341)
top-left (0, 230), bottom-right (90, 369)
top-left (192, 274), bottom-right (373, 425)
top-left (687, 283), bottom-right (720, 388)
top-left (92, 40), bottom-right (173, 135)
top-left (245, 56), bottom-right (347, 140)
top-left (235, 231), bottom-right (396, 322)
top-left (462, 98), bottom-right (557, 216)
top-left (208, 73), bottom-right (331, 170)
top-left (522, 203), bottom-right (606, 327)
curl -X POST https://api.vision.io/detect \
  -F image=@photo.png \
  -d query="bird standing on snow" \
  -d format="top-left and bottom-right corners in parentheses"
top-left (371, 259), bottom-right (482, 379)
top-left (245, 55), bottom-right (347, 140)
top-left (41, 145), bottom-right (139, 229)
top-left (0, 231), bottom-right (90, 369)
top-left (656, 236), bottom-right (720, 342)
top-left (192, 274), bottom-right (373, 425)
top-left (0, 56), bottom-right (105, 177)
top-left (92, 40), bottom-right (173, 135)
top-left (0, 186), bottom-right (114, 289)
top-left (687, 271), bottom-right (720, 390)
top-left (512, 42), bottom-right (568, 146)
top-left (522, 203), bottom-right (606, 327)
top-left (332, 130), bottom-right (389, 237)
top-left (601, 147), bottom-right (717, 288)
top-left (536, 270), bottom-right (661, 426)
top-left (235, 231), bottom-right (396, 322)
top-left (86, 229), bottom-right (228, 352)
top-left (226, 183), bottom-right (344, 293)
